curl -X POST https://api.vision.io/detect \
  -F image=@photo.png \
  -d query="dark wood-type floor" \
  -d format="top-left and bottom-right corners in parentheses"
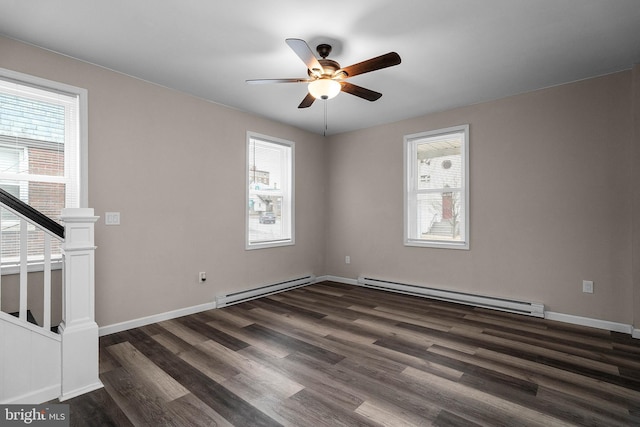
top-left (62, 281), bottom-right (640, 426)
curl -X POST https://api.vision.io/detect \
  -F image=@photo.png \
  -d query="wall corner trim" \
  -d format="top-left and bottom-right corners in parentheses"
top-left (316, 275), bottom-right (359, 286)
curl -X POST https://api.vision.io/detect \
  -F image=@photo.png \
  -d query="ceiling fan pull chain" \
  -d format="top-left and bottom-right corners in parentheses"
top-left (324, 99), bottom-right (328, 136)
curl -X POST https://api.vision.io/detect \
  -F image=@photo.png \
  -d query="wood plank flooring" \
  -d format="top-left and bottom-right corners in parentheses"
top-left (62, 281), bottom-right (640, 426)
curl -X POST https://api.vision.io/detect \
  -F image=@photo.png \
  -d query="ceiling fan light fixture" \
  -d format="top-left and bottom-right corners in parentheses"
top-left (308, 79), bottom-right (341, 100)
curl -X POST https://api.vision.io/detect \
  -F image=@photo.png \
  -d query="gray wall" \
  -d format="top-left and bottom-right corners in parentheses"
top-left (2, 36), bottom-right (639, 330)
top-left (1, 36), bottom-right (327, 327)
top-left (326, 71), bottom-right (636, 325)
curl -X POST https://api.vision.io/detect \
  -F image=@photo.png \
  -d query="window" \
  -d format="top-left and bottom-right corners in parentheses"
top-left (246, 132), bottom-right (294, 249)
top-left (404, 124), bottom-right (469, 249)
top-left (0, 68), bottom-right (87, 269)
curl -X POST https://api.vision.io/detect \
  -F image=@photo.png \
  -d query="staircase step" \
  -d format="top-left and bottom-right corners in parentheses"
top-left (9, 309), bottom-right (38, 326)
top-left (428, 220), bottom-right (454, 236)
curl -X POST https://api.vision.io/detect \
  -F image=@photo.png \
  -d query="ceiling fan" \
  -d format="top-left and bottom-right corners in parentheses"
top-left (247, 38), bottom-right (401, 109)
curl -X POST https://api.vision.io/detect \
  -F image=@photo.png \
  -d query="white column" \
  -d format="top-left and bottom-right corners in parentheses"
top-left (58, 208), bottom-right (103, 401)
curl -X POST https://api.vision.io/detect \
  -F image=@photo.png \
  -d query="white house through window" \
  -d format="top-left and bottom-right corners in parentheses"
top-left (404, 125), bottom-right (469, 249)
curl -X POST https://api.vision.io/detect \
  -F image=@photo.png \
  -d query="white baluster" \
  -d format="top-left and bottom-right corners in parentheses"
top-left (19, 219), bottom-right (27, 322)
top-left (0, 209), bottom-right (2, 310)
top-left (43, 233), bottom-right (51, 332)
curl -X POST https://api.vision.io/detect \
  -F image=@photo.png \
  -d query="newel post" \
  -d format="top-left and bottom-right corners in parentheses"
top-left (58, 208), bottom-right (103, 400)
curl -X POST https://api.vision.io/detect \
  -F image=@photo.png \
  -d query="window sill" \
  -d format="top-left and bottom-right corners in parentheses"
top-left (246, 240), bottom-right (294, 250)
top-left (405, 239), bottom-right (469, 250)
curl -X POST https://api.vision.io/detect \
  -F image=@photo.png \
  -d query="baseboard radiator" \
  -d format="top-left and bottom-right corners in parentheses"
top-left (216, 275), bottom-right (316, 308)
top-left (357, 276), bottom-right (544, 318)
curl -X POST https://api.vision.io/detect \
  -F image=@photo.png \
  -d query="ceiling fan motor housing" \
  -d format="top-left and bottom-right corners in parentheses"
top-left (309, 59), bottom-right (341, 78)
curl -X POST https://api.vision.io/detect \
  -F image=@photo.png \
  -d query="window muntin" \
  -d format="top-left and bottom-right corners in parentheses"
top-left (404, 125), bottom-right (469, 249)
top-left (246, 132), bottom-right (294, 249)
top-left (0, 70), bottom-right (86, 269)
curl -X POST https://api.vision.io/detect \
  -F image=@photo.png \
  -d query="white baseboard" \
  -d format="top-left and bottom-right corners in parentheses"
top-left (324, 275), bottom-right (638, 338)
top-left (99, 301), bottom-right (216, 336)
top-left (59, 381), bottom-right (104, 402)
top-left (544, 311), bottom-right (633, 334)
top-left (98, 276), bottom-right (640, 340)
top-left (1, 384), bottom-right (60, 404)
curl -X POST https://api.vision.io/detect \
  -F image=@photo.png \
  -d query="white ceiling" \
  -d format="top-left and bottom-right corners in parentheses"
top-left (1, 1), bottom-right (640, 135)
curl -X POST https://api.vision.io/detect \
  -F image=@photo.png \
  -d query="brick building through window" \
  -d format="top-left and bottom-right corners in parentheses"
top-left (0, 78), bottom-right (80, 263)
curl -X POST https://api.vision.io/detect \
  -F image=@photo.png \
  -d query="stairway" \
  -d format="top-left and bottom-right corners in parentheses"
top-left (9, 310), bottom-right (59, 333)
top-left (0, 195), bottom-right (101, 403)
top-left (9, 310), bottom-right (38, 326)
top-left (427, 220), bottom-right (454, 237)
top-left (1, 310), bottom-right (62, 403)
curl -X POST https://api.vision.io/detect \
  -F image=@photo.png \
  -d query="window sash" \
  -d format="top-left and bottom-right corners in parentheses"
top-left (0, 68), bottom-right (87, 270)
top-left (1, 78), bottom-right (80, 203)
top-left (404, 125), bottom-right (469, 249)
top-left (0, 67), bottom-right (87, 207)
top-left (246, 132), bottom-right (294, 249)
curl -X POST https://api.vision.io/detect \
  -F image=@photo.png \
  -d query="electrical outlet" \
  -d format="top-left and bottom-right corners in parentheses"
top-left (582, 280), bottom-right (593, 294)
top-left (345, 256), bottom-right (351, 264)
top-left (199, 272), bottom-right (207, 283)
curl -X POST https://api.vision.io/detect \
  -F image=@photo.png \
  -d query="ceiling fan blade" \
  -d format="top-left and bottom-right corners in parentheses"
top-left (340, 82), bottom-right (382, 101)
top-left (286, 38), bottom-right (324, 75)
top-left (246, 78), bottom-right (310, 84)
top-left (338, 52), bottom-right (401, 78)
top-left (298, 92), bottom-right (315, 108)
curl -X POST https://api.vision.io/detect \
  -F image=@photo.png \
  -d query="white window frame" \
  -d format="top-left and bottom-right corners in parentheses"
top-left (246, 131), bottom-right (294, 250)
top-left (0, 67), bottom-right (88, 208)
top-left (0, 68), bottom-right (88, 273)
top-left (404, 124), bottom-right (469, 250)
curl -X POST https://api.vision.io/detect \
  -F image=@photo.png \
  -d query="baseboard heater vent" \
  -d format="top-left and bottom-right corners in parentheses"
top-left (357, 276), bottom-right (544, 318)
top-left (216, 275), bottom-right (316, 308)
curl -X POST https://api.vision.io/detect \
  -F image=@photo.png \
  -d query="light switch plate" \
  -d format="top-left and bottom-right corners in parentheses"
top-left (105, 212), bottom-right (121, 225)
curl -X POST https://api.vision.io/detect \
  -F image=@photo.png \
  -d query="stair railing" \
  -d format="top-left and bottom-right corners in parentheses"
top-left (0, 188), bottom-right (64, 333)
top-left (0, 187), bottom-right (101, 402)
